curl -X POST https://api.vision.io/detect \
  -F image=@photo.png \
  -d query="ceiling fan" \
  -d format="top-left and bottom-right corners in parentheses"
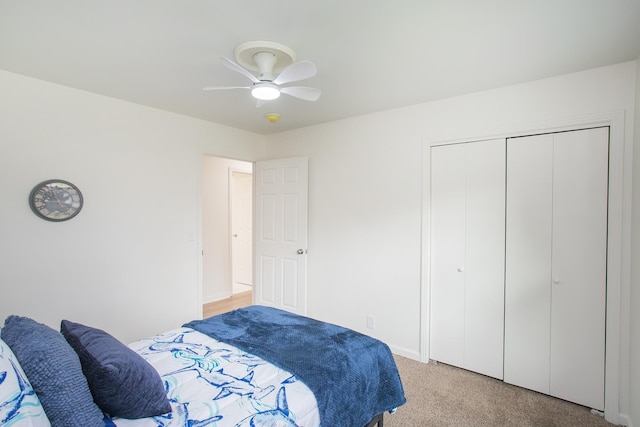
top-left (203, 41), bottom-right (321, 104)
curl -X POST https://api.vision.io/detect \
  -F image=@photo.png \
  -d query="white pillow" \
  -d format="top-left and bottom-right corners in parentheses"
top-left (0, 337), bottom-right (51, 426)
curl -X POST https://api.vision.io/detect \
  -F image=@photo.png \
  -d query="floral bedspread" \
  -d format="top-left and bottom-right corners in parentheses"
top-left (107, 327), bottom-right (319, 427)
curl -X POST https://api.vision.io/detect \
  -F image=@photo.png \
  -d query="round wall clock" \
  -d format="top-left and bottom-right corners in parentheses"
top-left (29, 179), bottom-right (83, 222)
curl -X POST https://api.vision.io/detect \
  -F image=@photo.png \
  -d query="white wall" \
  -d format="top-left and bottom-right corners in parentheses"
top-left (0, 70), bottom-right (265, 344)
top-left (202, 155), bottom-right (252, 303)
top-left (630, 53), bottom-right (640, 427)
top-left (266, 61), bottom-right (637, 424)
top-left (265, 116), bottom-right (425, 358)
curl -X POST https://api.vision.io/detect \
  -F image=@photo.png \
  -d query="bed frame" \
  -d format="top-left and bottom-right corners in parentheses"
top-left (364, 413), bottom-right (384, 427)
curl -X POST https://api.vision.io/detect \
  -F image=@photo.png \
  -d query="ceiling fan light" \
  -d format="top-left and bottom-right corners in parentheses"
top-left (252, 83), bottom-right (280, 100)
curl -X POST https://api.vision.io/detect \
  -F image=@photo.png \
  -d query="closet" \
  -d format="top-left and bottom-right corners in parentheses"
top-left (429, 127), bottom-right (608, 410)
top-left (429, 138), bottom-right (505, 380)
top-left (503, 127), bottom-right (608, 410)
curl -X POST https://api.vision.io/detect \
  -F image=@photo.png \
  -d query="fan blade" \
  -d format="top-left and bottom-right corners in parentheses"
top-left (202, 85), bottom-right (250, 91)
top-left (273, 61), bottom-right (317, 85)
top-left (280, 86), bottom-right (321, 102)
top-left (221, 56), bottom-right (260, 83)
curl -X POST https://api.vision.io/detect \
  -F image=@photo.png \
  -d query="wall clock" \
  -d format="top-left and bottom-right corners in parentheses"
top-left (29, 179), bottom-right (83, 222)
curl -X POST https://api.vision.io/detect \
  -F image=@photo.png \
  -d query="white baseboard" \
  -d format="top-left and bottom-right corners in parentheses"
top-left (618, 413), bottom-right (632, 427)
top-left (389, 344), bottom-right (421, 361)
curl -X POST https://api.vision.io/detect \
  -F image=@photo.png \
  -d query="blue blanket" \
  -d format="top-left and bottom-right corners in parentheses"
top-left (184, 305), bottom-right (406, 427)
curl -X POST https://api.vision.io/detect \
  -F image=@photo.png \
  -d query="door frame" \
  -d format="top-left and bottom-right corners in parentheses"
top-left (421, 111), bottom-right (629, 425)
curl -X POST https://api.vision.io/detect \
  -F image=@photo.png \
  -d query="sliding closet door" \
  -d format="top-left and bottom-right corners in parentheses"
top-left (504, 127), bottom-right (608, 410)
top-left (430, 139), bottom-right (505, 379)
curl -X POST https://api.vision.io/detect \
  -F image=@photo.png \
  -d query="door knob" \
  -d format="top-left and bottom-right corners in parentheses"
top-left (233, 234), bottom-right (238, 237)
top-left (457, 267), bottom-right (464, 272)
top-left (297, 249), bottom-right (305, 255)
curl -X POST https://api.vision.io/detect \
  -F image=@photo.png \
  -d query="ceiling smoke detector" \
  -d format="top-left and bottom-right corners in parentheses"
top-left (265, 113), bottom-right (281, 123)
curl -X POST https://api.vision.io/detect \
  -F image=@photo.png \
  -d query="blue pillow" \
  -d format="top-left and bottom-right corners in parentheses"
top-left (1, 316), bottom-right (104, 426)
top-left (60, 320), bottom-right (171, 419)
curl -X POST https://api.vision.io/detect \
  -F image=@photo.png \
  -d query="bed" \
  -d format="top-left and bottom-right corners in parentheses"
top-left (0, 305), bottom-right (406, 427)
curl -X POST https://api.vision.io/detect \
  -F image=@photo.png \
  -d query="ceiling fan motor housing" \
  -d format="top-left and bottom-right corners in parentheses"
top-left (253, 52), bottom-right (277, 81)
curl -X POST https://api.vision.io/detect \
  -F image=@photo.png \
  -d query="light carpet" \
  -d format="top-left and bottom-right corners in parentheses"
top-left (385, 356), bottom-right (614, 427)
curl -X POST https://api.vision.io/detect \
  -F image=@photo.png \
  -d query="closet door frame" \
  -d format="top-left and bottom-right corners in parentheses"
top-left (421, 111), bottom-right (628, 425)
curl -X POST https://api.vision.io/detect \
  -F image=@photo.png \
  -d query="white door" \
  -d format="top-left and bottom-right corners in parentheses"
top-left (231, 170), bottom-right (253, 286)
top-left (254, 157), bottom-right (308, 315)
top-left (463, 140), bottom-right (505, 379)
top-left (430, 139), bottom-right (505, 379)
top-left (430, 143), bottom-right (466, 367)
top-left (504, 127), bottom-right (608, 410)
top-left (504, 133), bottom-right (554, 395)
top-left (549, 128), bottom-right (608, 410)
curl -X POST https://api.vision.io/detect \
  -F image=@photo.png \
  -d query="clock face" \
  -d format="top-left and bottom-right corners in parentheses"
top-left (29, 180), bottom-right (83, 222)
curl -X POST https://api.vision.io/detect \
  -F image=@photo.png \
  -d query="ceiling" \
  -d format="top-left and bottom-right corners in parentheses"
top-left (1, 1), bottom-right (640, 135)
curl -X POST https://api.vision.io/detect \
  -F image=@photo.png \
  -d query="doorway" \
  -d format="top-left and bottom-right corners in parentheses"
top-left (201, 156), bottom-right (309, 317)
top-left (201, 155), bottom-right (253, 309)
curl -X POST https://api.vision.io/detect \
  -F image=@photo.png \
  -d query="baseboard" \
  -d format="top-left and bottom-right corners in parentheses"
top-left (389, 344), bottom-right (420, 361)
top-left (618, 413), bottom-right (632, 427)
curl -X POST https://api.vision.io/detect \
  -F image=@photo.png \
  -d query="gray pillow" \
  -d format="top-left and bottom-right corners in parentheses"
top-left (1, 315), bottom-right (104, 426)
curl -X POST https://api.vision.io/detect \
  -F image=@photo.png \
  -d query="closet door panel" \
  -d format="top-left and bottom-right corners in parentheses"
top-left (504, 134), bottom-right (553, 394)
top-left (430, 143), bottom-right (466, 366)
top-left (430, 139), bottom-right (505, 377)
top-left (549, 128), bottom-right (608, 410)
top-left (464, 139), bottom-right (505, 379)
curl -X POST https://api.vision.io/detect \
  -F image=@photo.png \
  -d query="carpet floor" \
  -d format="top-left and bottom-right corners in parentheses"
top-left (384, 355), bottom-right (615, 427)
